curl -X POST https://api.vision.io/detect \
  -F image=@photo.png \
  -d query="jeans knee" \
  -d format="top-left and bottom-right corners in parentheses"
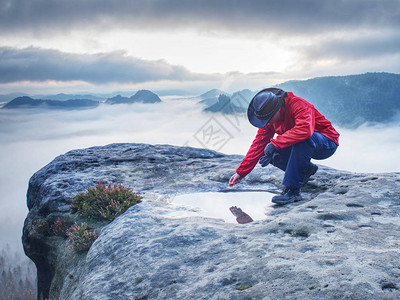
top-left (293, 139), bottom-right (314, 152)
top-left (271, 152), bottom-right (287, 171)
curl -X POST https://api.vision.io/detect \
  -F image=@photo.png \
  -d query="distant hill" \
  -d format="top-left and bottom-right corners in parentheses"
top-left (105, 95), bottom-right (130, 104)
top-left (199, 73), bottom-right (400, 127)
top-left (106, 90), bottom-right (162, 105)
top-left (199, 89), bottom-right (229, 99)
top-left (204, 94), bottom-right (247, 114)
top-left (198, 96), bottom-right (220, 107)
top-left (201, 89), bottom-right (255, 114)
top-left (230, 89), bottom-right (256, 108)
top-left (3, 73), bottom-right (398, 127)
top-left (2, 96), bottom-right (99, 110)
top-left (0, 93), bottom-right (29, 103)
top-left (34, 93), bottom-right (103, 102)
top-left (276, 72), bottom-right (400, 127)
top-left (3, 90), bottom-right (163, 110)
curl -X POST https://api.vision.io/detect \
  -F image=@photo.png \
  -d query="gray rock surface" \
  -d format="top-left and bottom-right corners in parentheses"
top-left (22, 143), bottom-right (400, 299)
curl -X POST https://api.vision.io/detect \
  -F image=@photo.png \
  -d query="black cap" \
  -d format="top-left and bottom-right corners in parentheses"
top-left (247, 88), bottom-right (285, 128)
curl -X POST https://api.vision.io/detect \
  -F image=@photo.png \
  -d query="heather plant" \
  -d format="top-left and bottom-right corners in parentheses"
top-left (50, 217), bottom-right (67, 237)
top-left (67, 222), bottom-right (98, 252)
top-left (71, 182), bottom-right (142, 221)
top-left (32, 218), bottom-right (49, 235)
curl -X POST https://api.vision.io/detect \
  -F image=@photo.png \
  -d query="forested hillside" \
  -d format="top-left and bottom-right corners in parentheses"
top-left (277, 72), bottom-right (400, 127)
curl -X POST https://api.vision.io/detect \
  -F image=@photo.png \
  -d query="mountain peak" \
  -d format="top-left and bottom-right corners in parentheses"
top-left (129, 89), bottom-right (162, 103)
top-left (106, 90), bottom-right (162, 104)
top-left (200, 89), bottom-right (230, 99)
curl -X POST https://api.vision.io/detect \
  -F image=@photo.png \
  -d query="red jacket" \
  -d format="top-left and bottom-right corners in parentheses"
top-left (236, 92), bottom-right (339, 177)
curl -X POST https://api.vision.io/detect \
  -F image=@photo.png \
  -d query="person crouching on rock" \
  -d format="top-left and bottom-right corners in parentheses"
top-left (229, 88), bottom-right (340, 205)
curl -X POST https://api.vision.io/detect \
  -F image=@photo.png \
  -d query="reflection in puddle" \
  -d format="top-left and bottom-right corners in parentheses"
top-left (167, 192), bottom-right (276, 223)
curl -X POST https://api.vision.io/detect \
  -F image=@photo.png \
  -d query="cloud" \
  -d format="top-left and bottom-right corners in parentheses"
top-left (1, 1), bottom-right (399, 88)
top-left (280, 32), bottom-right (400, 80)
top-left (299, 33), bottom-right (400, 62)
top-left (0, 0), bottom-right (399, 37)
top-left (0, 46), bottom-right (284, 93)
top-left (0, 46), bottom-right (210, 84)
top-left (1, 1), bottom-right (399, 89)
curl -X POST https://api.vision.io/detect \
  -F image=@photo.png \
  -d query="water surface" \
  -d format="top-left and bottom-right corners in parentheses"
top-left (168, 191), bottom-right (276, 223)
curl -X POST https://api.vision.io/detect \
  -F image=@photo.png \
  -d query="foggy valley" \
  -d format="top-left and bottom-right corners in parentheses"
top-left (1, 95), bottom-right (399, 251)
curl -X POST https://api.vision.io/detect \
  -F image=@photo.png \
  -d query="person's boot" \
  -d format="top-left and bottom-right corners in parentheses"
top-left (303, 162), bottom-right (318, 186)
top-left (272, 187), bottom-right (302, 205)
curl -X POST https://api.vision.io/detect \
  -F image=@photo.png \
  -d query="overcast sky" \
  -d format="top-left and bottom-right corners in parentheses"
top-left (0, 0), bottom-right (399, 94)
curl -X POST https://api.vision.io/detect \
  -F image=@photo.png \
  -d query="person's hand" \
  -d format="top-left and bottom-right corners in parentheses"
top-left (229, 173), bottom-right (243, 186)
top-left (259, 143), bottom-right (276, 167)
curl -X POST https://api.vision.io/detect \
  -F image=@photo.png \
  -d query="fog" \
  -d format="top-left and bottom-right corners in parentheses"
top-left (1, 97), bottom-right (399, 255)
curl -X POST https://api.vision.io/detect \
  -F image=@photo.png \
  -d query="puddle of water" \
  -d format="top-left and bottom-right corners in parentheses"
top-left (167, 192), bottom-right (276, 223)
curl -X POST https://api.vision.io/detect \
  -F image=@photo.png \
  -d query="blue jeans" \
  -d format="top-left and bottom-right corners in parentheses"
top-left (271, 132), bottom-right (338, 189)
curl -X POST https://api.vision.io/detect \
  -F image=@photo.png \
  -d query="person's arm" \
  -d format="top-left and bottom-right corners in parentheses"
top-left (271, 99), bottom-right (315, 150)
top-left (235, 126), bottom-right (275, 178)
top-left (229, 173), bottom-right (243, 186)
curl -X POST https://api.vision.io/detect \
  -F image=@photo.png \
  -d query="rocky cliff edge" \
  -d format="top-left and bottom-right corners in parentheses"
top-left (22, 143), bottom-right (400, 299)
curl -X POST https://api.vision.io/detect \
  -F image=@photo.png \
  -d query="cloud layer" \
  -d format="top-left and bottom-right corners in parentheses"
top-left (299, 33), bottom-right (400, 61)
top-left (0, 46), bottom-right (285, 94)
top-left (1, 0), bottom-right (399, 36)
top-left (0, 47), bottom-right (209, 84)
top-left (0, 1), bottom-right (399, 92)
